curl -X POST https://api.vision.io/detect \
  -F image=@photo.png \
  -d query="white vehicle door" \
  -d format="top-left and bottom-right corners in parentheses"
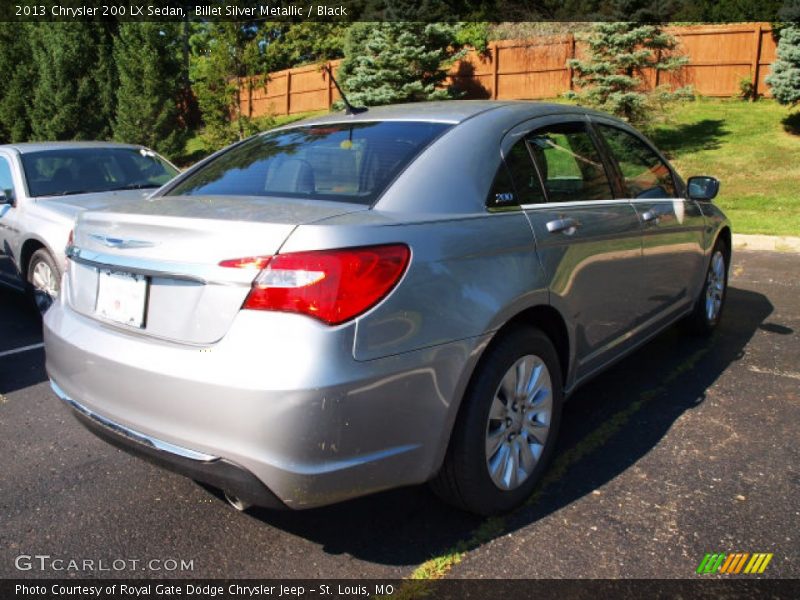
top-left (0, 152), bottom-right (23, 286)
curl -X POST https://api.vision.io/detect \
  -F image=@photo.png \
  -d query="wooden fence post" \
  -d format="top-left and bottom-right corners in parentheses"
top-left (491, 42), bottom-right (499, 100)
top-left (567, 34), bottom-right (576, 92)
top-left (285, 70), bottom-right (292, 116)
top-left (326, 63), bottom-right (333, 109)
top-left (751, 23), bottom-right (764, 100)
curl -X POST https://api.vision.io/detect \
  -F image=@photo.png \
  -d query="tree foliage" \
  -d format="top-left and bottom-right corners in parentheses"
top-left (261, 23), bottom-right (348, 71)
top-left (567, 22), bottom-right (692, 124)
top-left (337, 21), bottom-right (467, 107)
top-left (0, 24), bottom-right (35, 143)
top-left (766, 24), bottom-right (800, 107)
top-left (189, 20), bottom-right (267, 148)
top-left (28, 22), bottom-right (117, 141)
top-left (113, 23), bottom-right (188, 158)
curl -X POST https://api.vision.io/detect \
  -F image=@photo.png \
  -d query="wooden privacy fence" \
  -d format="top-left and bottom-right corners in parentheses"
top-left (238, 22), bottom-right (778, 119)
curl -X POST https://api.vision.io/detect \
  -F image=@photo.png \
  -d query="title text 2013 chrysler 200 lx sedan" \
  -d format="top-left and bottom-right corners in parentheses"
top-left (44, 101), bottom-right (729, 515)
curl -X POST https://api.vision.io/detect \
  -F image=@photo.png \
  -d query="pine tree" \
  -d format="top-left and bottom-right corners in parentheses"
top-left (766, 25), bottom-right (800, 107)
top-left (28, 22), bottom-right (117, 141)
top-left (189, 19), bottom-right (265, 148)
top-left (567, 22), bottom-right (692, 124)
top-left (337, 21), bottom-right (465, 107)
top-left (262, 23), bottom-right (348, 72)
top-left (0, 24), bottom-right (35, 143)
top-left (113, 22), bottom-right (187, 158)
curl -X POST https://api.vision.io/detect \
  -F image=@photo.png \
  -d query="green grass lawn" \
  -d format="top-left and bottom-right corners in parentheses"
top-left (648, 98), bottom-right (800, 237)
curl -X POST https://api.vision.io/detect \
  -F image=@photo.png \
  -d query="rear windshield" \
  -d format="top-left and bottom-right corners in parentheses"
top-left (21, 147), bottom-right (178, 197)
top-left (167, 121), bottom-right (451, 205)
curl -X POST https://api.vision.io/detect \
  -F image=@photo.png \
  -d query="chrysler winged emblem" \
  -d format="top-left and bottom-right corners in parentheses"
top-left (89, 234), bottom-right (156, 249)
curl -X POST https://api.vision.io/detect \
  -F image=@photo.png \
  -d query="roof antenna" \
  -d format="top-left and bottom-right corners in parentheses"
top-left (325, 64), bottom-right (367, 115)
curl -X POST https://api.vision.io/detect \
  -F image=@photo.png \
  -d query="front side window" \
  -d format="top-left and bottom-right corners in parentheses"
top-left (526, 122), bottom-right (613, 203)
top-left (0, 157), bottom-right (15, 200)
top-left (169, 121), bottom-right (450, 205)
top-left (21, 148), bottom-right (178, 197)
top-left (596, 124), bottom-right (676, 199)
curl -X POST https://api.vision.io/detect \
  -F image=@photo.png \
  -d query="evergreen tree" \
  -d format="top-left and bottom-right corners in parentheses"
top-left (262, 23), bottom-right (348, 71)
top-left (95, 23), bottom-right (118, 138)
top-left (189, 19), bottom-right (265, 148)
top-left (337, 21), bottom-right (465, 107)
top-left (0, 24), bottom-right (35, 143)
top-left (766, 25), bottom-right (800, 107)
top-left (113, 22), bottom-right (187, 158)
top-left (567, 22), bottom-right (692, 124)
top-left (28, 22), bottom-right (117, 141)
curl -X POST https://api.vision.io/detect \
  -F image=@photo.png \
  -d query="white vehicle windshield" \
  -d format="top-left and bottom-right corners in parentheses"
top-left (21, 147), bottom-right (178, 197)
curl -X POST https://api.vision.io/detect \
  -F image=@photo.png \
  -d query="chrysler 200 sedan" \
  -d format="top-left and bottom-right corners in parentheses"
top-left (44, 101), bottom-right (729, 515)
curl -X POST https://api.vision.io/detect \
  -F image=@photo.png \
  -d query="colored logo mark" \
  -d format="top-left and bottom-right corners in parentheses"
top-left (696, 553), bottom-right (773, 574)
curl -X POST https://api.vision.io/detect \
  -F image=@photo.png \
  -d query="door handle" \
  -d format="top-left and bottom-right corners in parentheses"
top-left (641, 209), bottom-right (660, 225)
top-left (546, 217), bottom-right (579, 235)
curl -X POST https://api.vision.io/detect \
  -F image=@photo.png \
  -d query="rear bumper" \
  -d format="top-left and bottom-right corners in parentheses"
top-left (52, 380), bottom-right (287, 510)
top-left (44, 297), bottom-right (485, 509)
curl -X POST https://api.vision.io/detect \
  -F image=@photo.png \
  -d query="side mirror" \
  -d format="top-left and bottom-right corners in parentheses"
top-left (0, 189), bottom-right (12, 205)
top-left (687, 176), bottom-right (720, 201)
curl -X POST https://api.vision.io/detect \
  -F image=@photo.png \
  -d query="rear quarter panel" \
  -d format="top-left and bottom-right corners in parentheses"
top-left (281, 210), bottom-right (547, 361)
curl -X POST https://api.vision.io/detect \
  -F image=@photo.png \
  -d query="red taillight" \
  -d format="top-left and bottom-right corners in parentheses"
top-left (218, 256), bottom-right (271, 270)
top-left (220, 244), bottom-right (410, 325)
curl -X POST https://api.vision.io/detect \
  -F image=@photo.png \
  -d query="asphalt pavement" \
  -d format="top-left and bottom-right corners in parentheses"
top-left (1, 250), bottom-right (797, 580)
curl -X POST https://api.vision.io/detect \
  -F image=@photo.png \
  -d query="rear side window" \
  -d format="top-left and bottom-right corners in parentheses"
top-left (506, 140), bottom-right (546, 205)
top-left (488, 140), bottom-right (546, 208)
top-left (596, 124), bottom-right (676, 199)
top-left (486, 162), bottom-right (517, 208)
top-left (526, 122), bottom-right (613, 203)
top-left (169, 121), bottom-right (451, 205)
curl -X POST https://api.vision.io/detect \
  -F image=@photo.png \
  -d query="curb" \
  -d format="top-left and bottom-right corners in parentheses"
top-left (733, 233), bottom-right (800, 253)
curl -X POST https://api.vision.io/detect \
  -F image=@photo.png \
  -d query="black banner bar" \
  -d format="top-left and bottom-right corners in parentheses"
top-left (2, 0), bottom-right (799, 23)
top-left (4, 579), bottom-right (800, 600)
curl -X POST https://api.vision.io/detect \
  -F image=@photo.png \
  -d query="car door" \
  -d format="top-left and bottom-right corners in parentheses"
top-left (0, 151), bottom-right (23, 286)
top-left (500, 116), bottom-right (647, 386)
top-left (592, 119), bottom-right (707, 325)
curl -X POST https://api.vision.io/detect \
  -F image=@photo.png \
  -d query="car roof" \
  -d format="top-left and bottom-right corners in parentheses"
top-left (1, 141), bottom-right (147, 154)
top-left (279, 100), bottom-right (605, 128)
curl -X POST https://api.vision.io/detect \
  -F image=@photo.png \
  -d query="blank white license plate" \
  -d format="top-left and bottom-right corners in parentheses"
top-left (95, 270), bottom-right (148, 328)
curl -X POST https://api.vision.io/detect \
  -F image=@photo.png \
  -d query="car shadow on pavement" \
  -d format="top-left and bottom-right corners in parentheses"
top-left (0, 286), bottom-right (46, 395)
top-left (240, 286), bottom-right (774, 568)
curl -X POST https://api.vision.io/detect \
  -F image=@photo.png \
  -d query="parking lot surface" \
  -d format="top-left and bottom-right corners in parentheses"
top-left (1, 250), bottom-right (797, 579)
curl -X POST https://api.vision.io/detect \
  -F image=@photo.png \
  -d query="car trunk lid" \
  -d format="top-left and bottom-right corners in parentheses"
top-left (67, 195), bottom-right (366, 344)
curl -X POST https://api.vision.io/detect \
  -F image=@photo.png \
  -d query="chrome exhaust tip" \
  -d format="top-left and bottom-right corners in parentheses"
top-left (223, 491), bottom-right (252, 512)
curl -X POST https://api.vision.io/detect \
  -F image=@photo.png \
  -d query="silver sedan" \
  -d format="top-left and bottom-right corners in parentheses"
top-left (0, 142), bottom-right (178, 312)
top-left (44, 101), bottom-right (730, 515)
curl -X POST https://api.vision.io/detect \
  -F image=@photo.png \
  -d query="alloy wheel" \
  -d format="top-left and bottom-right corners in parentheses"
top-left (485, 354), bottom-right (553, 491)
top-left (31, 259), bottom-right (59, 313)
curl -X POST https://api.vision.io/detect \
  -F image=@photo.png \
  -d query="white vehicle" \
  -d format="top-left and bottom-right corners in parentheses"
top-left (0, 142), bottom-right (178, 311)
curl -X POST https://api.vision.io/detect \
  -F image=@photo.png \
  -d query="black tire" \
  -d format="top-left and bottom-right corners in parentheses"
top-left (684, 238), bottom-right (729, 335)
top-left (431, 327), bottom-right (564, 515)
top-left (26, 248), bottom-right (61, 315)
